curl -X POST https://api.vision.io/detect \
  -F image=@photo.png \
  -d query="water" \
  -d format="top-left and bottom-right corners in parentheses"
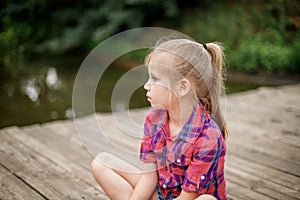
top-left (0, 55), bottom-right (263, 129)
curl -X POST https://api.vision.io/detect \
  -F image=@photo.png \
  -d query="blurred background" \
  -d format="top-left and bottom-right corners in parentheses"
top-left (0, 0), bottom-right (299, 128)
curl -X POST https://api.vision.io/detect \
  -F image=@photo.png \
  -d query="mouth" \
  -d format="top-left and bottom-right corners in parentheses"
top-left (146, 94), bottom-right (151, 101)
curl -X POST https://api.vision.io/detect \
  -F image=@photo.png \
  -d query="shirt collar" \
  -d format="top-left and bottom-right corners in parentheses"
top-left (149, 102), bottom-right (207, 144)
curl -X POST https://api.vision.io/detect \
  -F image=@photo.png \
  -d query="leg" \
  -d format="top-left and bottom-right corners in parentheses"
top-left (150, 187), bottom-right (158, 200)
top-left (91, 152), bottom-right (142, 200)
top-left (195, 194), bottom-right (217, 200)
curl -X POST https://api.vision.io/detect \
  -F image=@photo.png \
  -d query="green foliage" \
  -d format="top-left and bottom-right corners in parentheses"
top-left (0, 17), bottom-right (32, 73)
top-left (289, 35), bottom-right (300, 72)
top-left (0, 0), bottom-right (179, 68)
top-left (228, 37), bottom-right (292, 72)
top-left (0, 0), bottom-right (299, 73)
top-left (181, 0), bottom-right (300, 73)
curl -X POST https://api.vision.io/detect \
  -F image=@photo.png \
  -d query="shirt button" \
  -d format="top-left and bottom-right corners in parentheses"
top-left (176, 159), bottom-right (181, 163)
top-left (201, 175), bottom-right (205, 180)
top-left (162, 184), bottom-right (167, 189)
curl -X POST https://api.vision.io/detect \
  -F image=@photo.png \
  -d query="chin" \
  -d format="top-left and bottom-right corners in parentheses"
top-left (151, 103), bottom-right (166, 110)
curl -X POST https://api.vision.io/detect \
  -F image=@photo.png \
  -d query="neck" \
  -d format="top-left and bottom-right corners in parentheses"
top-left (168, 95), bottom-right (197, 129)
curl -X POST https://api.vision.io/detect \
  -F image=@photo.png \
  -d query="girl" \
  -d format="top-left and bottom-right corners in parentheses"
top-left (91, 38), bottom-right (227, 200)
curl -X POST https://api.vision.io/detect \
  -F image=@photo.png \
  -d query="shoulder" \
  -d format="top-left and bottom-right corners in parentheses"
top-left (144, 109), bottom-right (167, 126)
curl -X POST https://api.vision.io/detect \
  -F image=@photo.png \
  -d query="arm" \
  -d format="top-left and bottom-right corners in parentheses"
top-left (129, 163), bottom-right (158, 200)
top-left (131, 111), bottom-right (160, 199)
top-left (181, 130), bottom-right (225, 198)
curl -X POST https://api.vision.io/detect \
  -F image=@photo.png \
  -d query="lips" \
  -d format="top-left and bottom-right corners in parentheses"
top-left (146, 94), bottom-right (151, 101)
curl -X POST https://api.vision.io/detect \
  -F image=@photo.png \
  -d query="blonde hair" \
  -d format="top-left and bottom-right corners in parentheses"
top-left (145, 38), bottom-right (228, 139)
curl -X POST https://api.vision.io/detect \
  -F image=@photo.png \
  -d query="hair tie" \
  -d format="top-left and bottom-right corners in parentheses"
top-left (203, 44), bottom-right (207, 50)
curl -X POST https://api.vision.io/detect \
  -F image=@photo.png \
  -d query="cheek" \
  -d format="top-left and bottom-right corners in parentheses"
top-left (156, 85), bottom-right (178, 100)
top-left (154, 84), bottom-right (169, 94)
top-left (156, 87), bottom-right (176, 103)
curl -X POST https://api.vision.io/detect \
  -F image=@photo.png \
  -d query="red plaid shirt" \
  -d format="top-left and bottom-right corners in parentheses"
top-left (140, 103), bottom-right (227, 200)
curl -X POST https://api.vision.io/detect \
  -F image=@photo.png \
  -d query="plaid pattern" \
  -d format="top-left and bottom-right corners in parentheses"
top-left (140, 103), bottom-right (227, 200)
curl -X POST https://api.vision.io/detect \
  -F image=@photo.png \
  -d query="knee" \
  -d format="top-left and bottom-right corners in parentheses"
top-left (91, 152), bottom-right (113, 174)
top-left (91, 157), bottom-right (106, 175)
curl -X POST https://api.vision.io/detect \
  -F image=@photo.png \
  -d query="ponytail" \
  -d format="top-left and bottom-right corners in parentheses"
top-left (205, 43), bottom-right (228, 139)
top-left (206, 43), bottom-right (223, 72)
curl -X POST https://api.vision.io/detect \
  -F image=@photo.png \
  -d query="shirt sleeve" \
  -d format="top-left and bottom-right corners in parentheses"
top-left (182, 130), bottom-right (225, 194)
top-left (140, 113), bottom-right (156, 163)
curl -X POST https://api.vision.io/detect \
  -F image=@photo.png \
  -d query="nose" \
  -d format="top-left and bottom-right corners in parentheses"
top-left (144, 80), bottom-right (150, 91)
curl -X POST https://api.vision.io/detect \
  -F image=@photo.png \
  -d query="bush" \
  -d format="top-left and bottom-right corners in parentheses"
top-left (0, 17), bottom-right (32, 72)
top-left (181, 0), bottom-right (300, 73)
top-left (289, 35), bottom-right (300, 72)
top-left (228, 37), bottom-right (292, 72)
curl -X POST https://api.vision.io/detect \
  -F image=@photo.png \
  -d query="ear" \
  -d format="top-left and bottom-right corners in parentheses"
top-left (178, 78), bottom-right (191, 97)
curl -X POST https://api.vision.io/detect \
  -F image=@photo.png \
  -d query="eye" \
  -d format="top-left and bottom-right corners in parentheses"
top-left (151, 75), bottom-right (158, 81)
top-left (149, 73), bottom-right (159, 81)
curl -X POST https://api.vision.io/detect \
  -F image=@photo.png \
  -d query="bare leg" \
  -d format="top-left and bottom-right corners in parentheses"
top-left (195, 194), bottom-right (217, 200)
top-left (91, 152), bottom-right (158, 200)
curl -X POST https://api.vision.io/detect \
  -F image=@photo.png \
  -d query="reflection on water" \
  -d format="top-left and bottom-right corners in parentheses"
top-left (19, 67), bottom-right (62, 104)
top-left (3, 82), bottom-right (15, 97)
top-left (22, 78), bottom-right (40, 102)
top-left (18, 67), bottom-right (66, 110)
top-left (46, 67), bottom-right (60, 89)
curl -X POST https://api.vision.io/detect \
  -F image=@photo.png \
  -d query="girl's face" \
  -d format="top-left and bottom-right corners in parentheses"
top-left (144, 53), bottom-right (178, 110)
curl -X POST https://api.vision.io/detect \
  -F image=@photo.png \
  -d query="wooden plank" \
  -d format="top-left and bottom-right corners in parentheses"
top-left (226, 90), bottom-right (299, 132)
top-left (225, 85), bottom-right (300, 147)
top-left (71, 114), bottom-right (142, 168)
top-left (227, 125), bottom-right (300, 163)
top-left (5, 126), bottom-right (109, 198)
top-left (42, 120), bottom-right (83, 146)
top-left (225, 158), bottom-right (300, 199)
top-left (225, 179), bottom-right (273, 200)
top-left (79, 114), bottom-right (142, 150)
top-left (226, 126), bottom-right (300, 174)
top-left (227, 118), bottom-right (300, 148)
top-left (0, 164), bottom-right (46, 200)
top-left (0, 128), bottom-right (108, 200)
top-left (227, 116), bottom-right (300, 148)
top-left (33, 118), bottom-right (139, 166)
top-left (20, 121), bottom-right (141, 188)
top-left (227, 137), bottom-right (300, 177)
top-left (224, 87), bottom-right (300, 182)
top-left (19, 125), bottom-right (93, 170)
top-left (226, 153), bottom-right (300, 192)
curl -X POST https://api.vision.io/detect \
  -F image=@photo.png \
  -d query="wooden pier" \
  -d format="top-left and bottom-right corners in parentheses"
top-left (1, 84), bottom-right (300, 200)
